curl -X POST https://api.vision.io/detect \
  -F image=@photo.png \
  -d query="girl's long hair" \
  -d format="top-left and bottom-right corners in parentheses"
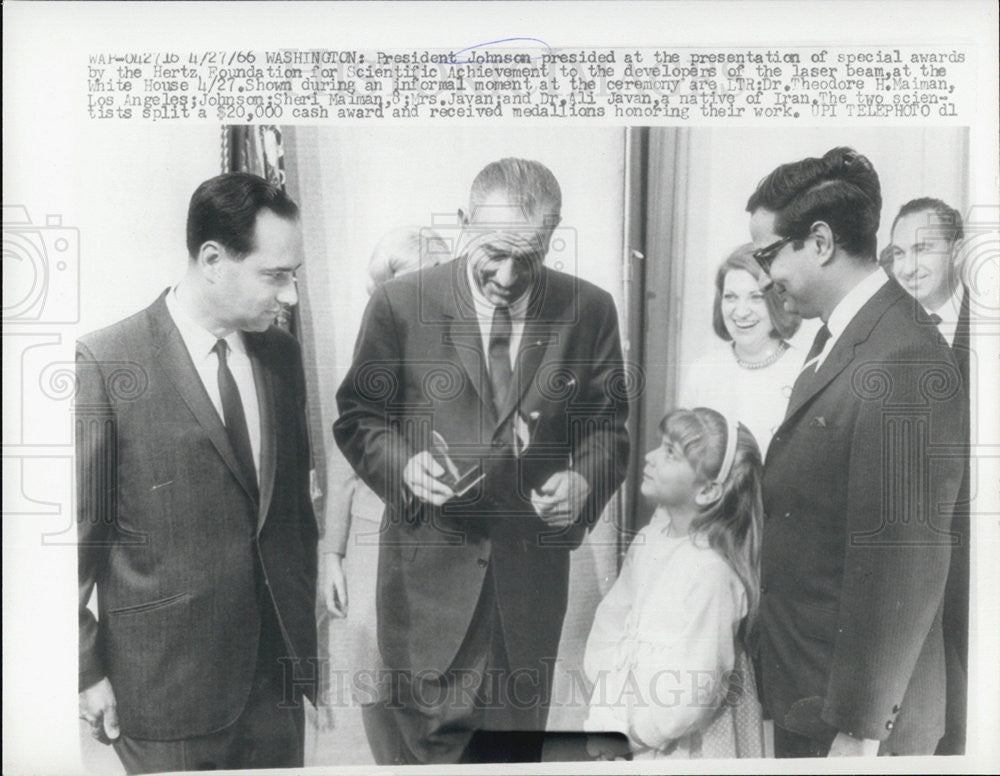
top-left (659, 407), bottom-right (764, 651)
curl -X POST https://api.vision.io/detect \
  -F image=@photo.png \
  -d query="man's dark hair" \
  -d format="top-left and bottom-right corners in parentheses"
top-left (186, 172), bottom-right (299, 259)
top-left (746, 147), bottom-right (882, 260)
top-left (891, 197), bottom-right (964, 241)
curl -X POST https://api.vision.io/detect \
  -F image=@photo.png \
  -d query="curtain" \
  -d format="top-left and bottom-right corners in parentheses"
top-left (622, 128), bottom-right (690, 537)
top-left (223, 124), bottom-right (327, 517)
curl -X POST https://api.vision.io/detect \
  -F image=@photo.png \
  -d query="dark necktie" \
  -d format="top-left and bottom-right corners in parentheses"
top-left (801, 324), bottom-right (832, 373)
top-left (488, 306), bottom-right (513, 418)
top-left (789, 324), bottom-right (832, 403)
top-left (927, 312), bottom-right (943, 325)
top-left (213, 339), bottom-right (258, 495)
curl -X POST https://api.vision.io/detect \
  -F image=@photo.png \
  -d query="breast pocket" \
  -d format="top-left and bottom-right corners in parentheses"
top-left (803, 414), bottom-right (840, 432)
top-left (793, 410), bottom-right (851, 453)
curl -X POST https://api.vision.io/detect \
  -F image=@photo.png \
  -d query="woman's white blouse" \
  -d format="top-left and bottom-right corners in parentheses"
top-left (678, 341), bottom-right (803, 457)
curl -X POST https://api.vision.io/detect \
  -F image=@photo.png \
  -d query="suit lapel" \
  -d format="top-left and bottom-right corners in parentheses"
top-left (149, 292), bottom-right (258, 505)
top-left (782, 280), bottom-right (904, 424)
top-left (955, 287), bottom-right (970, 347)
top-left (442, 262), bottom-right (562, 428)
top-left (783, 340), bottom-right (854, 422)
top-left (952, 286), bottom-right (971, 384)
top-left (246, 334), bottom-right (276, 533)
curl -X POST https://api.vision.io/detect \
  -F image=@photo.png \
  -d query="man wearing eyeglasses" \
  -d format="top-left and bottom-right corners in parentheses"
top-left (746, 148), bottom-right (966, 758)
top-left (334, 158), bottom-right (630, 764)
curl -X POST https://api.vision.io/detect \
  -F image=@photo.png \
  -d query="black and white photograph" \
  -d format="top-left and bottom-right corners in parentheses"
top-left (3, 3), bottom-right (998, 775)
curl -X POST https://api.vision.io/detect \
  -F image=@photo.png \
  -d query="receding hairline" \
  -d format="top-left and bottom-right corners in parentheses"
top-left (467, 159), bottom-right (562, 226)
top-left (188, 205), bottom-right (300, 261)
top-left (891, 206), bottom-right (961, 242)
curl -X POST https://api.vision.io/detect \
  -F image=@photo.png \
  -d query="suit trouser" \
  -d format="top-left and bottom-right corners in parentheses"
top-left (362, 570), bottom-right (548, 765)
top-left (935, 639), bottom-right (968, 756)
top-left (113, 582), bottom-right (304, 773)
top-left (774, 723), bottom-right (947, 758)
top-left (773, 726), bottom-right (833, 758)
top-left (936, 505), bottom-right (969, 756)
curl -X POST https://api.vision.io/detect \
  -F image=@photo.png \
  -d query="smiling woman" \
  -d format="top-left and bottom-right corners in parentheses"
top-left (678, 244), bottom-right (803, 457)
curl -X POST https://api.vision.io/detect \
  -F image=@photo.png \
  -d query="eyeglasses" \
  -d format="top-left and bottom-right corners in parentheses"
top-left (752, 236), bottom-right (794, 274)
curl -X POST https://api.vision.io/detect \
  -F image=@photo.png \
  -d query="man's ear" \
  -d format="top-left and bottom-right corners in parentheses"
top-left (457, 208), bottom-right (469, 227)
top-left (694, 480), bottom-right (722, 507)
top-left (810, 221), bottom-right (837, 266)
top-left (879, 242), bottom-right (897, 270)
top-left (196, 241), bottom-right (224, 280)
top-left (949, 236), bottom-right (966, 277)
top-left (536, 214), bottom-right (562, 255)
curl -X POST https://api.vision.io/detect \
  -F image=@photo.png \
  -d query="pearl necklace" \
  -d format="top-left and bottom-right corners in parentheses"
top-left (733, 340), bottom-right (789, 370)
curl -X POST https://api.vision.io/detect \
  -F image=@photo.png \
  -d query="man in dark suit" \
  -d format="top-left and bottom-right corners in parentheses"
top-left (885, 198), bottom-right (971, 755)
top-left (334, 158), bottom-right (630, 764)
top-left (747, 148), bottom-right (966, 757)
top-left (77, 173), bottom-right (318, 773)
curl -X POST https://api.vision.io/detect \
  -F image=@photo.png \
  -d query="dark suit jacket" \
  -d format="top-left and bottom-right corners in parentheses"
top-left (333, 260), bottom-right (630, 693)
top-left (77, 291), bottom-right (318, 741)
top-left (760, 278), bottom-right (966, 754)
top-left (945, 286), bottom-right (971, 669)
top-left (937, 286), bottom-right (971, 753)
top-left (935, 285), bottom-right (971, 667)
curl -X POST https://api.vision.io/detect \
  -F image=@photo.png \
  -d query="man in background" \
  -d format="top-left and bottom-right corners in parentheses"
top-left (334, 158), bottom-right (630, 764)
top-left (884, 197), bottom-right (970, 354)
top-left (748, 148), bottom-right (966, 757)
top-left (885, 198), bottom-right (971, 754)
top-left (77, 173), bottom-right (318, 773)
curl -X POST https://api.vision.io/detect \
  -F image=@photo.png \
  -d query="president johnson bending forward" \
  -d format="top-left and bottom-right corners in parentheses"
top-left (334, 158), bottom-right (630, 764)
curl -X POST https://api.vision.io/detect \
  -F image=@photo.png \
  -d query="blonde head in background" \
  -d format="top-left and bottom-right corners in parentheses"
top-left (366, 226), bottom-right (452, 294)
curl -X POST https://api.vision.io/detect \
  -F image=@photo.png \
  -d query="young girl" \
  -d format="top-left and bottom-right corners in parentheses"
top-left (584, 407), bottom-right (765, 760)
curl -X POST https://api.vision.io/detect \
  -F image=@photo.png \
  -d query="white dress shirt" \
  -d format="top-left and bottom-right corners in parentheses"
top-left (928, 283), bottom-right (965, 346)
top-left (465, 261), bottom-right (530, 372)
top-left (165, 288), bottom-right (262, 476)
top-left (812, 268), bottom-right (889, 370)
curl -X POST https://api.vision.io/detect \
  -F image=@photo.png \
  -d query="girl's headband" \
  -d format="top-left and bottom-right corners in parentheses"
top-left (714, 416), bottom-right (740, 484)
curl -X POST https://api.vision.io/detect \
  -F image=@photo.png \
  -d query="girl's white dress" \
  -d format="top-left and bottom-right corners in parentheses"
top-left (583, 510), bottom-right (764, 759)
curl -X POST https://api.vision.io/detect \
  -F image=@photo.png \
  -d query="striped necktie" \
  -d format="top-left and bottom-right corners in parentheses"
top-left (488, 306), bottom-right (513, 418)
top-left (789, 324), bottom-right (832, 404)
top-left (800, 324), bottom-right (832, 374)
